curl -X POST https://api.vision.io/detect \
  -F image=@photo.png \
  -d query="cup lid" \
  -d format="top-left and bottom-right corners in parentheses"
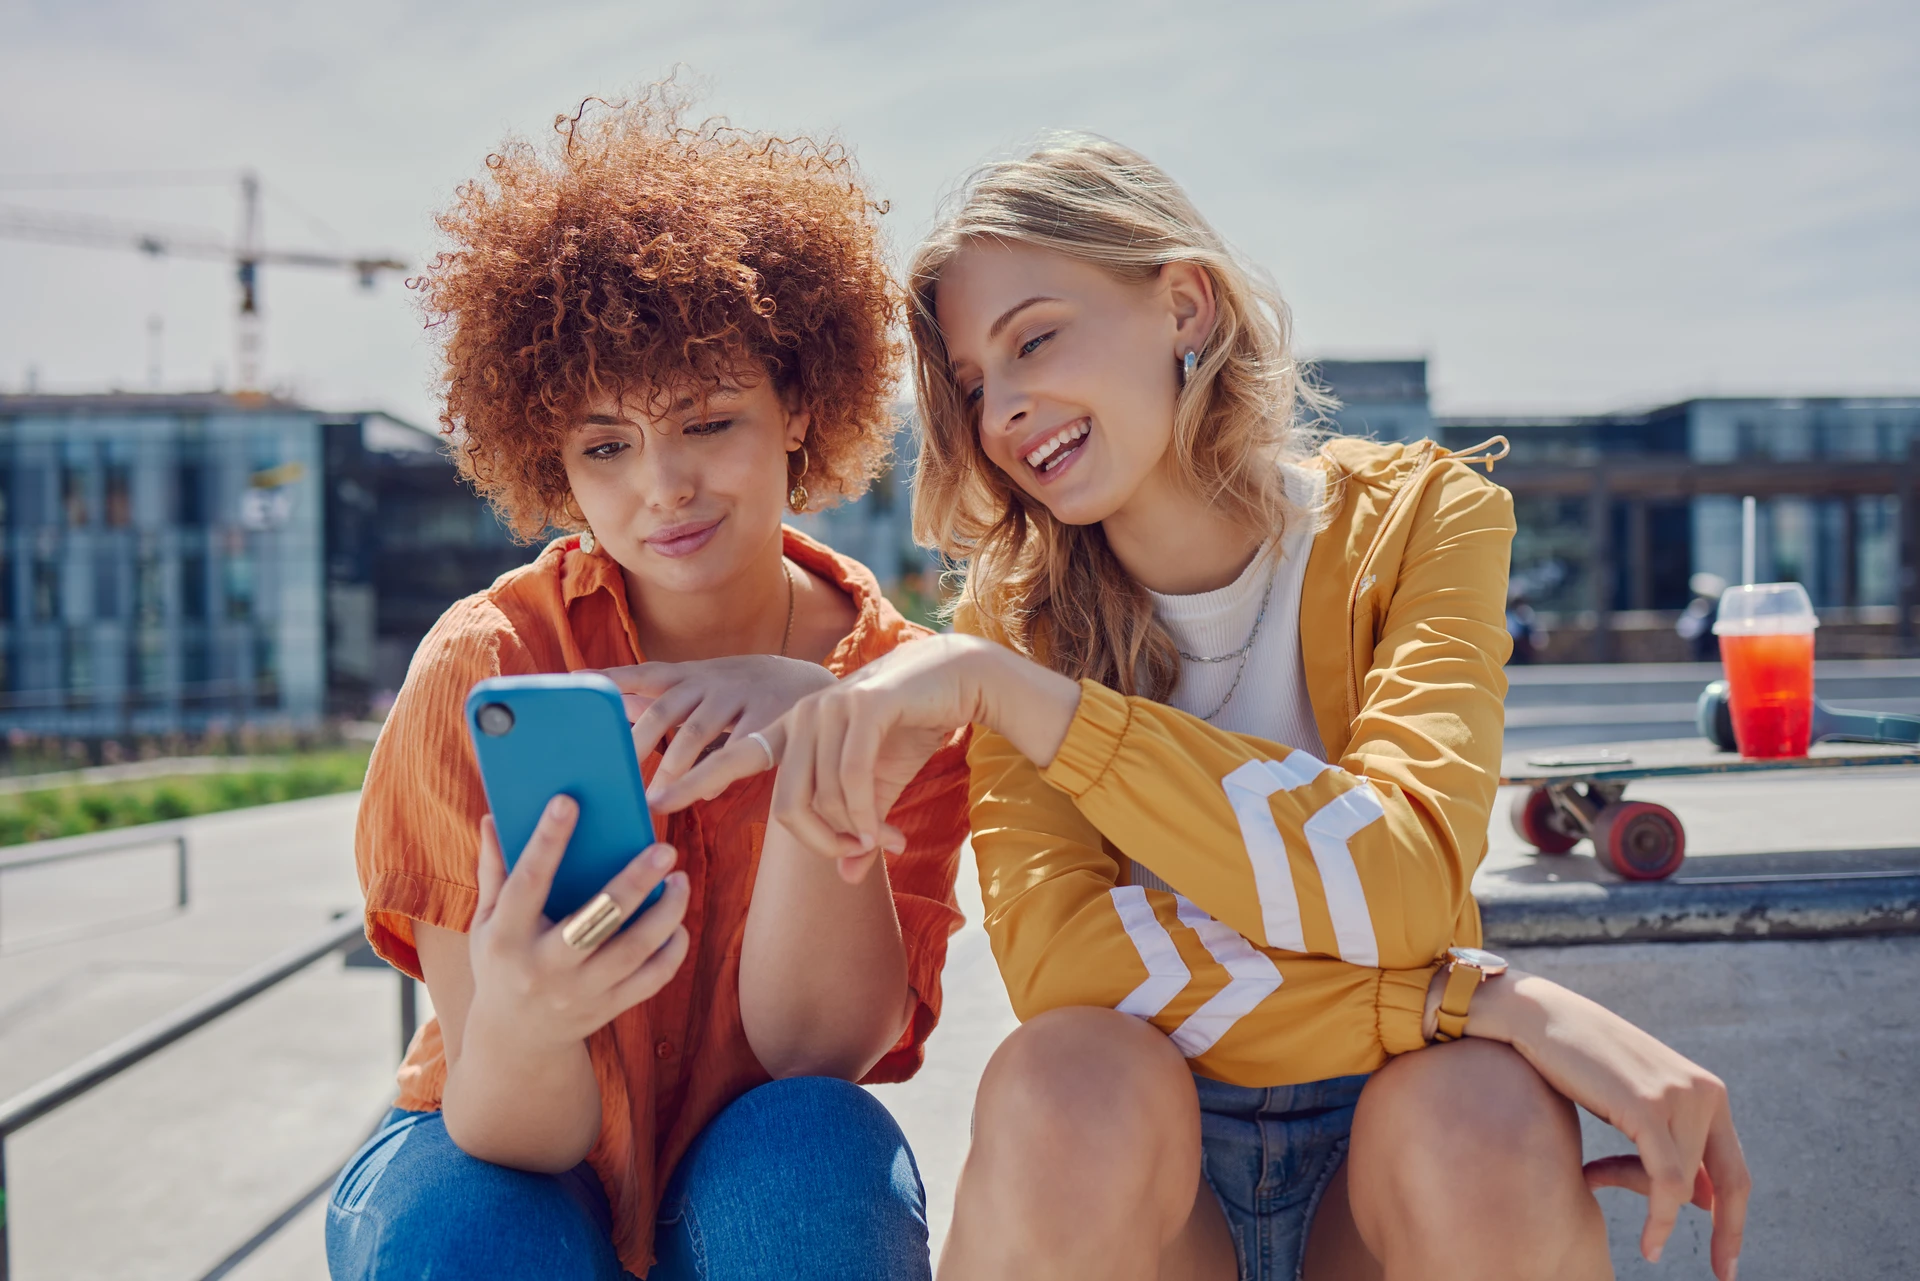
top-left (1713, 582), bottom-right (1818, 635)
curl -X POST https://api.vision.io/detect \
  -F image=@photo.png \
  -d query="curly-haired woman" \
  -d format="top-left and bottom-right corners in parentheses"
top-left (659, 136), bottom-right (1751, 1281)
top-left (325, 92), bottom-right (968, 1281)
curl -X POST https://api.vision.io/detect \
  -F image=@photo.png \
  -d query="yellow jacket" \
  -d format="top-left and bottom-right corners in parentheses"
top-left (964, 436), bottom-right (1514, 1086)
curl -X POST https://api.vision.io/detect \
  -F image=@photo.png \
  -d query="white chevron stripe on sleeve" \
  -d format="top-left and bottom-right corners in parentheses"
top-left (1259, 750), bottom-right (1336, 792)
top-left (1221, 752), bottom-right (1336, 952)
top-left (1301, 780), bottom-right (1386, 967)
top-left (1167, 897), bottom-right (1283, 1059)
top-left (1108, 885), bottom-right (1191, 1020)
top-left (1222, 760), bottom-right (1306, 952)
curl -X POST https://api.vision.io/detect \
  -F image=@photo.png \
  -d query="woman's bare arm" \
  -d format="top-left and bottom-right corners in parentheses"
top-left (417, 920), bottom-right (602, 1171)
top-left (416, 802), bottom-right (690, 1173)
top-left (737, 822), bottom-right (912, 1080)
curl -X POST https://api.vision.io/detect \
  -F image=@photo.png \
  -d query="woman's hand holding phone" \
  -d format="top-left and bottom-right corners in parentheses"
top-left (465, 795), bottom-right (693, 1049)
top-left (601, 655), bottom-right (837, 794)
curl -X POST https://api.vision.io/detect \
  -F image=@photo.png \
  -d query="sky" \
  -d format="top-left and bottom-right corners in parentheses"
top-left (1, 0), bottom-right (1915, 428)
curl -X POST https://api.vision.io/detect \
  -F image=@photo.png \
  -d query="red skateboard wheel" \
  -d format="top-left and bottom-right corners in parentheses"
top-left (1592, 801), bottom-right (1686, 880)
top-left (1510, 785), bottom-right (1578, 854)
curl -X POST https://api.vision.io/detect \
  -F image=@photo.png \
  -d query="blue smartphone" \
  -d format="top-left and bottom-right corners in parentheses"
top-left (465, 672), bottom-right (665, 925)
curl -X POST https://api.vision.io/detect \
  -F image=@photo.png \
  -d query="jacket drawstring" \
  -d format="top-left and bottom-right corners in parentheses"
top-left (1450, 435), bottom-right (1511, 474)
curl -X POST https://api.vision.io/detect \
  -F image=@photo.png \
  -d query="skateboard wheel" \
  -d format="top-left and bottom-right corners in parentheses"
top-left (1592, 801), bottom-right (1686, 880)
top-left (1510, 786), bottom-right (1578, 854)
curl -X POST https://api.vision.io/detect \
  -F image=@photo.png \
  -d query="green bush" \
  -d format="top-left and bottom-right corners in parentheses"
top-left (0, 749), bottom-right (372, 847)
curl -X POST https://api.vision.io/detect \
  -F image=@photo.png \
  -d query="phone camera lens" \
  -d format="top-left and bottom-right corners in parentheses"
top-left (477, 703), bottom-right (515, 737)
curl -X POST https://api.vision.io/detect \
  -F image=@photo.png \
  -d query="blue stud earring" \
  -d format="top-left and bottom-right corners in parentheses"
top-left (1181, 349), bottom-right (1199, 386)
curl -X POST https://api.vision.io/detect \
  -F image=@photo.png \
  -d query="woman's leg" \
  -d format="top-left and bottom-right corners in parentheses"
top-left (326, 1110), bottom-right (630, 1281)
top-left (1302, 1040), bottom-right (1611, 1281)
top-left (940, 1007), bottom-right (1237, 1281)
top-left (647, 1075), bottom-right (930, 1281)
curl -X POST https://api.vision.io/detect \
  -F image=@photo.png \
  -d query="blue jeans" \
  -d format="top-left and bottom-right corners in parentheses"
top-left (1196, 1072), bottom-right (1370, 1281)
top-left (326, 1076), bottom-right (931, 1280)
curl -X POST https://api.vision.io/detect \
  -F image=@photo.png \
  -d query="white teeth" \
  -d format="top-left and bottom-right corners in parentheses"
top-left (1024, 421), bottom-right (1089, 470)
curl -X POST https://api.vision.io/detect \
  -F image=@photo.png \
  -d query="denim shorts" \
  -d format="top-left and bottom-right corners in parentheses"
top-left (1195, 1072), bottom-right (1370, 1281)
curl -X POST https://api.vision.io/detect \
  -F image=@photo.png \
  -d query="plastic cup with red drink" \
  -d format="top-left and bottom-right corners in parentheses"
top-left (1712, 582), bottom-right (1818, 758)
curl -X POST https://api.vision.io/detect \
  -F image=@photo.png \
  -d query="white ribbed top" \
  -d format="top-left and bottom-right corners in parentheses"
top-left (1130, 464), bottom-right (1327, 895)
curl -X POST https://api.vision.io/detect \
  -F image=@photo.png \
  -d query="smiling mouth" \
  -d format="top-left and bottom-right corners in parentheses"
top-left (1024, 419), bottom-right (1090, 475)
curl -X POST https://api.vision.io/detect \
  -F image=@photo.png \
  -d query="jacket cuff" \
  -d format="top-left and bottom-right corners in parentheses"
top-left (1040, 680), bottom-right (1132, 798)
top-left (1377, 964), bottom-right (1441, 1055)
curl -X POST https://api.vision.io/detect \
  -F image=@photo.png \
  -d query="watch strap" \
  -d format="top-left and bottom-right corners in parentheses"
top-left (1433, 962), bottom-right (1481, 1042)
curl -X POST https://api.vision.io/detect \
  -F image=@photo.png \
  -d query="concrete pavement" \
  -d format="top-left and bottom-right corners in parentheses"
top-left (0, 796), bottom-right (392, 1281)
top-left (2, 741), bottom-right (1915, 1277)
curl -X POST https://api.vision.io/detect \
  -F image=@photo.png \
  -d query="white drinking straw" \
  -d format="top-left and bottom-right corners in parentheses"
top-left (1741, 496), bottom-right (1757, 586)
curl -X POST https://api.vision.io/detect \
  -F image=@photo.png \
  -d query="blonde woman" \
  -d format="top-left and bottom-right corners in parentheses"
top-left (655, 136), bottom-right (1748, 1281)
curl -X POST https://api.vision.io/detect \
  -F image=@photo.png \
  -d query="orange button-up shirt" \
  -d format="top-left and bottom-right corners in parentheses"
top-left (355, 528), bottom-right (970, 1274)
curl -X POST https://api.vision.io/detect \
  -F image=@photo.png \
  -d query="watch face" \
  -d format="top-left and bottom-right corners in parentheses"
top-left (1449, 946), bottom-right (1508, 971)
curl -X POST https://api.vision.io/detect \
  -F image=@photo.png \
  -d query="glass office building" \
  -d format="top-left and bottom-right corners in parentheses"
top-left (0, 393), bottom-right (525, 736)
top-left (1313, 361), bottom-right (1918, 657)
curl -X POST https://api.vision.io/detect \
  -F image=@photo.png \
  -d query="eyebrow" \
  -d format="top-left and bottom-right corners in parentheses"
top-left (988, 295), bottom-right (1059, 340)
top-left (582, 386), bottom-right (750, 428)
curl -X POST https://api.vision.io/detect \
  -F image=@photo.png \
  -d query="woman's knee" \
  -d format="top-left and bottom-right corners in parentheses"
top-left (690, 1075), bottom-right (924, 1209)
top-left (971, 1007), bottom-right (1199, 1189)
top-left (1349, 1041), bottom-right (1591, 1249)
top-left (1358, 1040), bottom-right (1581, 1180)
top-left (660, 1077), bottom-right (928, 1280)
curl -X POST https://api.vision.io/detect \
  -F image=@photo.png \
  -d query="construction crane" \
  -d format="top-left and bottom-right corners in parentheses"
top-left (0, 168), bottom-right (406, 392)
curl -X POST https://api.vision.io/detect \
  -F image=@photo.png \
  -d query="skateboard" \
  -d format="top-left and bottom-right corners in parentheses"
top-left (1500, 739), bottom-right (1920, 881)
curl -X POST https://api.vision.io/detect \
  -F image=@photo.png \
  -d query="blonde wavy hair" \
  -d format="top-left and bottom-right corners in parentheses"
top-left (907, 135), bottom-right (1331, 699)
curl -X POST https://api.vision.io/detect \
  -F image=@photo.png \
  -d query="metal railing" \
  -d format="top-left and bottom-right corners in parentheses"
top-left (0, 912), bottom-right (413, 1280)
top-left (0, 825), bottom-right (190, 950)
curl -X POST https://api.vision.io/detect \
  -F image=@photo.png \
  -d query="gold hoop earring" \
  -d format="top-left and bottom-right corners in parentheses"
top-left (787, 445), bottom-right (811, 513)
top-left (579, 527), bottom-right (597, 555)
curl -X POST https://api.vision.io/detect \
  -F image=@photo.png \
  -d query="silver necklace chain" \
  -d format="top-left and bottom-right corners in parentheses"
top-left (1173, 558), bottom-right (1278, 723)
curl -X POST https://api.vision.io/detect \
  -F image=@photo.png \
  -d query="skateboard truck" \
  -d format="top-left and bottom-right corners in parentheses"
top-left (1694, 681), bottom-right (1920, 754)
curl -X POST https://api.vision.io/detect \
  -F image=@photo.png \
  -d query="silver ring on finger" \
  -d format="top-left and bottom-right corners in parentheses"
top-left (746, 730), bottom-right (776, 771)
top-left (561, 892), bottom-right (624, 952)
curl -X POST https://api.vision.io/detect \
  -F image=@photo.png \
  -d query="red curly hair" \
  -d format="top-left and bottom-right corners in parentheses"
top-left (417, 86), bottom-right (902, 541)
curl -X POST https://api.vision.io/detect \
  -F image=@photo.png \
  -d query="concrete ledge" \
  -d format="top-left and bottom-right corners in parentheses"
top-left (1480, 872), bottom-right (1920, 946)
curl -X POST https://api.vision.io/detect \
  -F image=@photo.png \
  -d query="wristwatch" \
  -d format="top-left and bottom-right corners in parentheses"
top-left (1432, 946), bottom-right (1508, 1042)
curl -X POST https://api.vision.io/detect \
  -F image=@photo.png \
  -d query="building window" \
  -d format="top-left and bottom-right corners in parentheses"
top-left (133, 626), bottom-right (168, 704)
top-left (135, 544), bottom-right (164, 624)
top-left (181, 629), bottom-right (212, 691)
top-left (31, 555), bottom-right (59, 622)
top-left (175, 460), bottom-right (206, 527)
top-left (93, 548), bottom-right (122, 621)
top-left (62, 463), bottom-right (90, 526)
top-left (105, 462), bottom-right (133, 527)
top-left (224, 554), bottom-right (254, 620)
top-left (63, 624), bottom-right (91, 704)
top-left (1857, 496), bottom-right (1899, 607)
top-left (180, 551), bottom-right (208, 618)
top-left (253, 630), bottom-right (279, 709)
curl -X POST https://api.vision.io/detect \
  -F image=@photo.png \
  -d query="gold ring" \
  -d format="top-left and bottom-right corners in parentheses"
top-left (561, 893), bottom-right (624, 951)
